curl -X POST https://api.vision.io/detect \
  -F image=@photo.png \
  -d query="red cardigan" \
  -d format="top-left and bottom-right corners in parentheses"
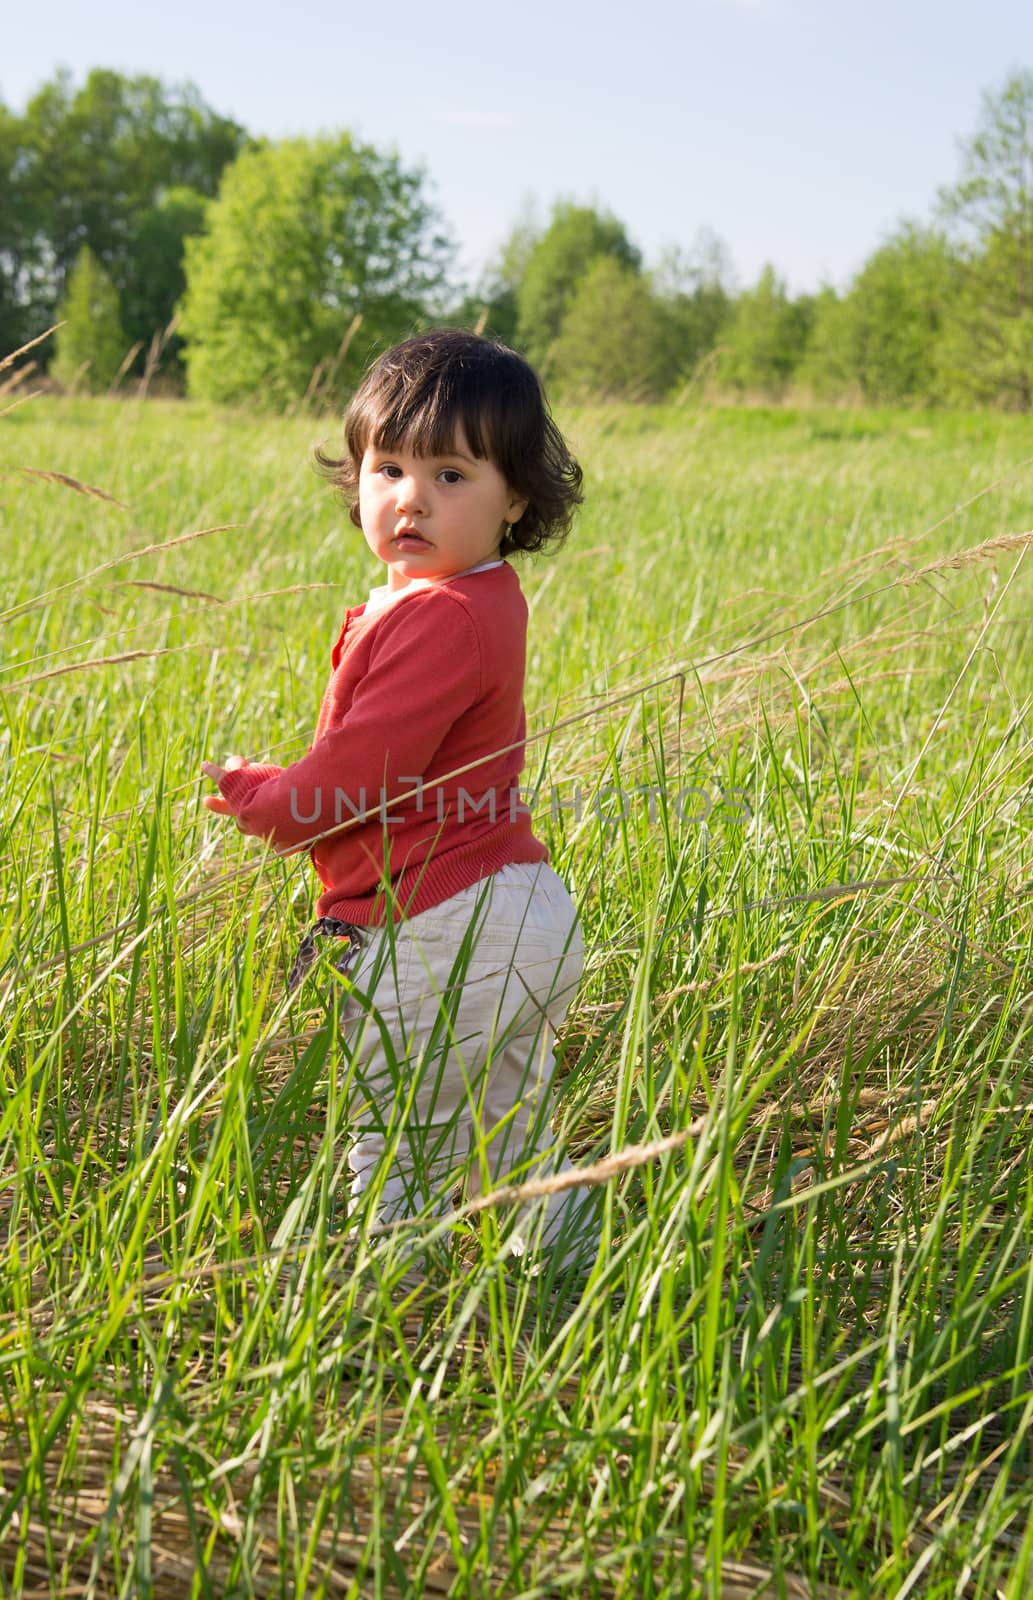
top-left (217, 561), bottom-right (548, 925)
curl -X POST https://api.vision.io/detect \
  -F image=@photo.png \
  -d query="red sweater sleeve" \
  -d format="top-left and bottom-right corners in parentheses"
top-left (219, 763), bottom-right (285, 806)
top-left (217, 589), bottom-right (482, 850)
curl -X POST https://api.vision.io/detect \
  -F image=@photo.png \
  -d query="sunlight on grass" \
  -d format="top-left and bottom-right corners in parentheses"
top-left (1, 394), bottom-right (1031, 1595)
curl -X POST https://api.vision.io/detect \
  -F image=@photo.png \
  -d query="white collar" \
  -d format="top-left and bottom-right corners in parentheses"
top-left (365, 558), bottom-right (504, 615)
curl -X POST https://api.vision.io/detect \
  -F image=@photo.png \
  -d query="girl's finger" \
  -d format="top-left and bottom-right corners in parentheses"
top-left (202, 795), bottom-right (234, 815)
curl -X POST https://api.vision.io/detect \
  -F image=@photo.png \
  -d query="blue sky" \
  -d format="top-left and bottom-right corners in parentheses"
top-left (4, 0), bottom-right (1030, 294)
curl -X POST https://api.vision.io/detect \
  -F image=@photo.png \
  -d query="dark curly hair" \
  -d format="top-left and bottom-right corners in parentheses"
top-left (315, 329), bottom-right (582, 557)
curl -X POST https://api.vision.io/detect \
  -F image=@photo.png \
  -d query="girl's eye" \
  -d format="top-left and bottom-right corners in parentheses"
top-left (439, 469), bottom-right (464, 485)
top-left (379, 464), bottom-right (402, 479)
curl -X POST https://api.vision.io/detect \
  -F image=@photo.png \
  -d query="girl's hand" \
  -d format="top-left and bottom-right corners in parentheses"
top-left (201, 755), bottom-right (248, 815)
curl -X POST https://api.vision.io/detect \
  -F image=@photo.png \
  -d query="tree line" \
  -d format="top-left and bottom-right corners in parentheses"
top-left (2, 67), bottom-right (1031, 409)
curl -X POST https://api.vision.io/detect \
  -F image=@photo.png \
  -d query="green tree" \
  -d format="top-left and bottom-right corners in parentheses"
top-left (935, 235), bottom-right (1033, 408)
top-left (796, 288), bottom-right (853, 398)
top-left (179, 135), bottom-right (453, 407)
top-left (9, 69), bottom-right (246, 364)
top-left (652, 230), bottom-right (734, 381)
top-left (938, 70), bottom-right (1033, 407)
top-left (548, 257), bottom-right (677, 400)
top-left (719, 265), bottom-right (811, 396)
top-left (51, 245), bottom-right (128, 391)
top-left (121, 186), bottom-right (209, 364)
top-left (0, 100), bottom-right (31, 356)
top-left (515, 203), bottom-right (640, 370)
top-left (453, 204), bottom-right (542, 344)
top-left (804, 227), bottom-right (960, 402)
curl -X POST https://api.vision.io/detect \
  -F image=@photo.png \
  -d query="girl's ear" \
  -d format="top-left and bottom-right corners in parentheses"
top-left (506, 493), bottom-right (529, 526)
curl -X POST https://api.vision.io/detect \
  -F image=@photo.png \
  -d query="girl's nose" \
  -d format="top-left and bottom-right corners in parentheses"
top-left (395, 476), bottom-right (425, 513)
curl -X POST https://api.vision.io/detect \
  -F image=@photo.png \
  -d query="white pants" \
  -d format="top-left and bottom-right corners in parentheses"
top-left (338, 862), bottom-right (585, 1240)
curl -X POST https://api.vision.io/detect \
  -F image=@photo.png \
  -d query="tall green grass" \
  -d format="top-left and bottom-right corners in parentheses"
top-left (1, 394), bottom-right (1031, 1595)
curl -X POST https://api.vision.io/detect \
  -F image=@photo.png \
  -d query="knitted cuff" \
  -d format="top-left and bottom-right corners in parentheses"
top-left (219, 763), bottom-right (283, 808)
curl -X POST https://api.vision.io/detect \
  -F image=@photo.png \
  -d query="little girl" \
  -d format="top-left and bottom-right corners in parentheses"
top-left (202, 329), bottom-right (590, 1259)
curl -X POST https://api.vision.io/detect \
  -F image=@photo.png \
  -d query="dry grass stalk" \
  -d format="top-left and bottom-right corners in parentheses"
top-left (136, 316), bottom-right (179, 401)
top-left (0, 524), bottom-right (239, 626)
top-left (906, 528), bottom-right (1033, 582)
top-left (13, 467), bottom-right (129, 509)
top-left (114, 579), bottom-right (225, 604)
top-left (0, 1406), bottom-right (848, 1599)
top-left (4, 644), bottom-right (202, 692)
top-left (0, 357), bottom-right (37, 400)
top-left (0, 324), bottom-right (63, 375)
top-left (0, 388), bottom-right (42, 419)
top-left (107, 340), bottom-right (144, 395)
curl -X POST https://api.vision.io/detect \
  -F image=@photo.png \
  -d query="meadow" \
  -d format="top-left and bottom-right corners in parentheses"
top-left (1, 392), bottom-right (1032, 1597)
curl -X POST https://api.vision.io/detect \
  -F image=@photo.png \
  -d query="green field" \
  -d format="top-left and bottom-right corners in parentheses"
top-left (2, 395), bottom-right (1032, 1596)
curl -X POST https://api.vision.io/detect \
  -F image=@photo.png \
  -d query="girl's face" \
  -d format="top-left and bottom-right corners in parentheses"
top-left (357, 428), bottom-right (527, 586)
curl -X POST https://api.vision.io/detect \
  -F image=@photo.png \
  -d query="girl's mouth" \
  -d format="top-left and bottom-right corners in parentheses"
top-left (394, 533), bottom-right (431, 551)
